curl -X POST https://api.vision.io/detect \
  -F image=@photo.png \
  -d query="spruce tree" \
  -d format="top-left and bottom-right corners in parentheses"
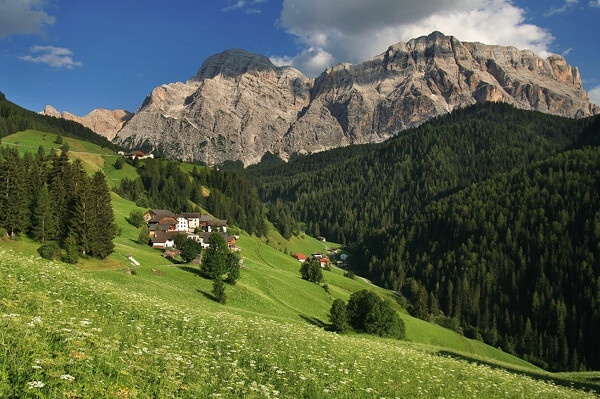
top-left (32, 183), bottom-right (56, 243)
top-left (89, 170), bottom-right (115, 258)
top-left (212, 277), bottom-right (226, 304)
top-left (202, 233), bottom-right (228, 278)
top-left (62, 231), bottom-right (79, 264)
top-left (0, 148), bottom-right (29, 236)
top-left (224, 252), bottom-right (241, 284)
top-left (69, 161), bottom-right (93, 254)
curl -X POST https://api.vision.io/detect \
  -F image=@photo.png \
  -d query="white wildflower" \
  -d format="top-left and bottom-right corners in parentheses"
top-left (60, 374), bottom-right (75, 381)
top-left (27, 381), bottom-right (45, 389)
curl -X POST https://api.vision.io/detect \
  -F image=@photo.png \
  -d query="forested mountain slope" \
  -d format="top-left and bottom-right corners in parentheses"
top-left (247, 102), bottom-right (600, 370)
top-left (250, 102), bottom-right (597, 244)
top-left (361, 146), bottom-right (600, 370)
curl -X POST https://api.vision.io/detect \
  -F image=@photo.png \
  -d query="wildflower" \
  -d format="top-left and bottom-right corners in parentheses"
top-left (60, 374), bottom-right (75, 381)
top-left (27, 381), bottom-right (45, 389)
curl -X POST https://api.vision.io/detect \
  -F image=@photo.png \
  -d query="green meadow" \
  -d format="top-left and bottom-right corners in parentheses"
top-left (0, 129), bottom-right (599, 397)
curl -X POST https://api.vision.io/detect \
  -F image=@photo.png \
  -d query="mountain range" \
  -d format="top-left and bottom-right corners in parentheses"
top-left (44, 32), bottom-right (599, 165)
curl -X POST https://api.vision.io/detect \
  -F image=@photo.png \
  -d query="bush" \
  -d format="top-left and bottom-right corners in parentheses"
top-left (127, 210), bottom-right (145, 227)
top-left (346, 290), bottom-right (405, 339)
top-left (179, 238), bottom-right (201, 263)
top-left (212, 278), bottom-right (226, 304)
top-left (299, 258), bottom-right (323, 283)
top-left (37, 241), bottom-right (61, 260)
top-left (344, 270), bottom-right (355, 280)
top-left (329, 299), bottom-right (348, 332)
top-left (114, 156), bottom-right (125, 170)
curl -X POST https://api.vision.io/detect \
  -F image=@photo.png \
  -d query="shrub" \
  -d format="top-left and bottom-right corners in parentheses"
top-left (344, 270), bottom-right (355, 280)
top-left (179, 238), bottom-right (201, 263)
top-left (37, 241), bottom-right (61, 260)
top-left (329, 299), bottom-right (348, 332)
top-left (299, 258), bottom-right (323, 283)
top-left (346, 290), bottom-right (405, 339)
top-left (212, 278), bottom-right (226, 304)
top-left (127, 210), bottom-right (145, 227)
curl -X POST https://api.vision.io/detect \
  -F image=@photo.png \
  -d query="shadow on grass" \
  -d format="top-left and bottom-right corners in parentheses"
top-left (179, 266), bottom-right (211, 279)
top-left (299, 314), bottom-right (328, 329)
top-left (438, 350), bottom-right (600, 394)
top-left (197, 289), bottom-right (216, 301)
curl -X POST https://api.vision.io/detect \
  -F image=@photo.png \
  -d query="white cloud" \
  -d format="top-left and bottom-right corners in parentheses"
top-left (222, 1), bottom-right (246, 12)
top-left (20, 45), bottom-right (83, 69)
top-left (589, 85), bottom-right (600, 105)
top-left (221, 0), bottom-right (267, 13)
top-left (276, 0), bottom-right (555, 76)
top-left (545, 0), bottom-right (578, 16)
top-left (0, 0), bottom-right (55, 38)
top-left (590, 0), bottom-right (600, 7)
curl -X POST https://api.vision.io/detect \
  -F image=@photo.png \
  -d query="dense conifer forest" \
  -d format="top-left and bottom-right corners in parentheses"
top-left (0, 146), bottom-right (116, 260)
top-left (247, 102), bottom-right (600, 370)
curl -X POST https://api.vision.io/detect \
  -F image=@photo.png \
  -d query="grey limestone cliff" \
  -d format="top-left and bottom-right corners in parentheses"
top-left (113, 32), bottom-right (599, 165)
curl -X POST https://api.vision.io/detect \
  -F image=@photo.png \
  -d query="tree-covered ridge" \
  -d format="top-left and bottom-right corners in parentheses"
top-left (252, 102), bottom-right (597, 244)
top-left (0, 91), bottom-right (119, 151)
top-left (116, 159), bottom-right (267, 237)
top-left (361, 146), bottom-right (600, 371)
top-left (0, 146), bottom-right (116, 259)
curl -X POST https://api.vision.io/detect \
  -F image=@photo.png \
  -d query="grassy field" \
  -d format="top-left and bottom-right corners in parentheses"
top-left (1, 129), bottom-right (599, 397)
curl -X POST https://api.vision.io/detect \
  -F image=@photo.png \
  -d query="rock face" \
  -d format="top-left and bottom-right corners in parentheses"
top-left (113, 32), bottom-right (599, 165)
top-left (41, 105), bottom-right (132, 140)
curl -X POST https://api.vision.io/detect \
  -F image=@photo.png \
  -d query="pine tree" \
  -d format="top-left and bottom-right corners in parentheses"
top-left (0, 148), bottom-right (29, 236)
top-left (32, 183), bottom-right (56, 243)
top-left (69, 161), bottom-right (93, 254)
top-left (224, 252), bottom-right (241, 284)
top-left (88, 170), bottom-right (115, 258)
top-left (202, 233), bottom-right (228, 278)
top-left (212, 277), bottom-right (226, 304)
top-left (62, 231), bottom-right (79, 264)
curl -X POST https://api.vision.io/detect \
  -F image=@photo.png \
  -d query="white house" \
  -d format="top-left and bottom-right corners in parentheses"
top-left (176, 216), bottom-right (189, 232)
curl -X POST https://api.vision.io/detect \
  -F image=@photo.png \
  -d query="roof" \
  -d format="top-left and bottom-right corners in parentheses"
top-left (319, 258), bottom-right (330, 262)
top-left (158, 217), bottom-right (177, 225)
top-left (293, 253), bottom-right (307, 259)
top-left (199, 232), bottom-right (235, 243)
top-left (207, 219), bottom-right (227, 226)
top-left (151, 231), bottom-right (177, 243)
top-left (180, 212), bottom-right (202, 219)
top-left (145, 209), bottom-right (176, 222)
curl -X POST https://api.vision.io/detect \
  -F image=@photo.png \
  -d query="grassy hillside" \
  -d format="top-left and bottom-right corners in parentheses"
top-left (2, 246), bottom-right (599, 397)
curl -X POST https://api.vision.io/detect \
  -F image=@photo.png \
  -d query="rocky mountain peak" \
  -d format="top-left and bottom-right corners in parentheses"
top-left (42, 104), bottom-right (61, 118)
top-left (191, 48), bottom-right (279, 81)
top-left (40, 106), bottom-right (132, 140)
top-left (113, 32), bottom-right (599, 166)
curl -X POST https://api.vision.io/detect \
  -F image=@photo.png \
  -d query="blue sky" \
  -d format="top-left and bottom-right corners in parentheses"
top-left (0, 0), bottom-right (598, 116)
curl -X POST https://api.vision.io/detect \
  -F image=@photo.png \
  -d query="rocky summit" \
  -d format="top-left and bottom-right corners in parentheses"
top-left (41, 105), bottom-right (132, 141)
top-left (113, 32), bottom-right (599, 165)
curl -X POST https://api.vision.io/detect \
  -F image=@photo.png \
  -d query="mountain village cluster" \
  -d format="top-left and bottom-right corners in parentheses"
top-left (143, 209), bottom-right (238, 253)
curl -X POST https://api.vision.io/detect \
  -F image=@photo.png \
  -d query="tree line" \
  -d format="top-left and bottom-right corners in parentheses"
top-left (0, 145), bottom-right (116, 261)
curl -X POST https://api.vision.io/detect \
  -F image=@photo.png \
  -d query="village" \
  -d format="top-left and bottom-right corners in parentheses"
top-left (291, 247), bottom-right (349, 269)
top-left (142, 209), bottom-right (239, 256)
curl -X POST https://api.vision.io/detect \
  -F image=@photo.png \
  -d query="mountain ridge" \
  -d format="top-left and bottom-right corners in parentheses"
top-left (40, 105), bottom-right (133, 140)
top-left (113, 31), bottom-right (599, 165)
